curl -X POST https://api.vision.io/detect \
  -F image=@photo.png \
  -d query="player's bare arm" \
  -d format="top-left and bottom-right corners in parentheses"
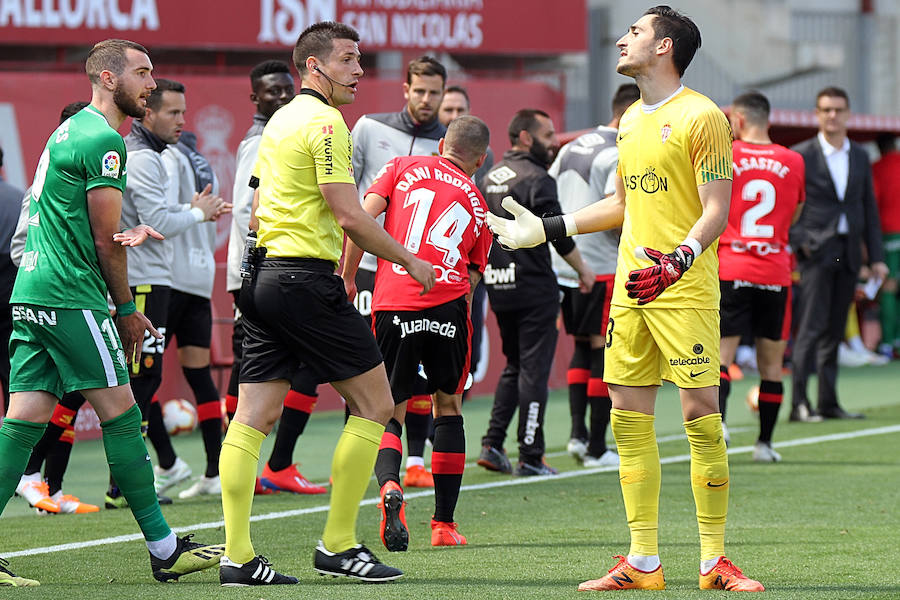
top-left (466, 266), bottom-right (482, 306)
top-left (485, 180), bottom-right (625, 250)
top-left (687, 178), bottom-right (731, 250)
top-left (572, 176), bottom-right (627, 235)
top-left (340, 191), bottom-right (388, 300)
top-left (87, 186), bottom-right (162, 362)
top-left (560, 246), bottom-right (596, 293)
top-left (249, 188), bottom-right (260, 232)
top-left (324, 182), bottom-right (435, 294)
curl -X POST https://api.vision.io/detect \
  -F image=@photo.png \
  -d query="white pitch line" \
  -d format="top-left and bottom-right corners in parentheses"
top-left (5, 423), bottom-right (898, 559)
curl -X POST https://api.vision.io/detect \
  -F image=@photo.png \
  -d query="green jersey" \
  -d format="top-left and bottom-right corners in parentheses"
top-left (11, 105), bottom-right (127, 310)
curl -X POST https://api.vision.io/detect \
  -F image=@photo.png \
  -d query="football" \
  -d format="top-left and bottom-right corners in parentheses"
top-left (162, 398), bottom-right (198, 435)
top-left (745, 385), bottom-right (760, 412)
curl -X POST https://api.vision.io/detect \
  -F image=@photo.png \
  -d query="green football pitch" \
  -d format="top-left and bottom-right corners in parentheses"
top-left (2, 363), bottom-right (899, 599)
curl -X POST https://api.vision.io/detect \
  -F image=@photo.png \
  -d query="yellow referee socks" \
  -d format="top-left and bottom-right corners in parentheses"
top-left (322, 415), bottom-right (385, 553)
top-left (684, 413), bottom-right (729, 561)
top-left (610, 408), bottom-right (660, 557)
top-left (220, 420), bottom-right (266, 564)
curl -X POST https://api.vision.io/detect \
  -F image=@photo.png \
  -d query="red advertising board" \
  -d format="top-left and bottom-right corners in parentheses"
top-left (0, 0), bottom-right (586, 54)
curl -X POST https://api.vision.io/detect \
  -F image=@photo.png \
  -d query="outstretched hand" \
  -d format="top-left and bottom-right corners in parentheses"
top-left (485, 196), bottom-right (546, 249)
top-left (113, 225), bottom-right (164, 247)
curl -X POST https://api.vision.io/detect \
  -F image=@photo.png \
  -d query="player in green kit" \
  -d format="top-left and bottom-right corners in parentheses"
top-left (0, 39), bottom-right (223, 587)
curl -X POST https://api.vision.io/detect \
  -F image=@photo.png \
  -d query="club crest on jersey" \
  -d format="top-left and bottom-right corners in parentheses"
top-left (660, 123), bottom-right (672, 143)
top-left (102, 151), bottom-right (121, 178)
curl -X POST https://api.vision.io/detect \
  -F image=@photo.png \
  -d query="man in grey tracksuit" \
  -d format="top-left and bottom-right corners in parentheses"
top-left (114, 79), bottom-right (223, 505)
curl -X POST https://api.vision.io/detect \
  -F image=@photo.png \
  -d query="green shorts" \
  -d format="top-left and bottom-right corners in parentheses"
top-left (9, 305), bottom-right (129, 398)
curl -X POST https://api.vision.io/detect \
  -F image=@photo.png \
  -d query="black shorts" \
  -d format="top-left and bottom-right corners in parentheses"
top-left (352, 268), bottom-right (376, 323)
top-left (166, 289), bottom-right (212, 349)
top-left (560, 274), bottom-right (614, 338)
top-left (131, 285), bottom-right (169, 378)
top-left (373, 296), bottom-right (470, 405)
top-left (720, 280), bottom-right (790, 341)
top-left (240, 258), bottom-right (382, 384)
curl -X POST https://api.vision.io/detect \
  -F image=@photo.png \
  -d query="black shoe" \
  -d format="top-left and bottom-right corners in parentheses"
top-left (819, 407), bottom-right (865, 420)
top-left (789, 404), bottom-right (823, 423)
top-left (220, 555), bottom-right (298, 586)
top-left (313, 541), bottom-right (403, 582)
top-left (476, 445), bottom-right (512, 474)
top-left (378, 488), bottom-right (408, 552)
top-left (157, 493), bottom-right (173, 505)
top-left (150, 533), bottom-right (224, 582)
top-left (515, 460), bottom-right (558, 477)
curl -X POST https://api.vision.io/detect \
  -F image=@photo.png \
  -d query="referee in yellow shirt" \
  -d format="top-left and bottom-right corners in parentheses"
top-left (487, 6), bottom-right (764, 593)
top-left (218, 21), bottom-right (435, 586)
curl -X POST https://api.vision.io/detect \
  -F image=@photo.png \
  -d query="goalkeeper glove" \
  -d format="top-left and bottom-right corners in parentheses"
top-left (625, 244), bottom-right (696, 305)
top-left (485, 196), bottom-right (574, 249)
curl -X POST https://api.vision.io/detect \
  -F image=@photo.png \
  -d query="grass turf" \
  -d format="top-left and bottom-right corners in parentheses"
top-left (2, 362), bottom-right (899, 598)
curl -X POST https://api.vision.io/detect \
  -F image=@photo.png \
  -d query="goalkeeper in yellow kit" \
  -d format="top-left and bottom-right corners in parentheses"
top-left (487, 5), bottom-right (764, 593)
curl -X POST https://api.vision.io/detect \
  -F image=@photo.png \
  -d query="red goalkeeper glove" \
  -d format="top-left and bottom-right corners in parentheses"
top-left (625, 245), bottom-right (696, 305)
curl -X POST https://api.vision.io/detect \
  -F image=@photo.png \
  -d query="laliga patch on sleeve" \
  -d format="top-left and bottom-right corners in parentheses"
top-left (102, 151), bottom-right (121, 178)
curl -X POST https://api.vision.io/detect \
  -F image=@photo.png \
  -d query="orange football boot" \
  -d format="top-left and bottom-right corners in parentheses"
top-left (699, 556), bottom-right (764, 592)
top-left (403, 464), bottom-right (434, 488)
top-left (377, 481), bottom-right (408, 552)
top-left (577, 555), bottom-right (665, 591)
top-left (430, 519), bottom-right (467, 546)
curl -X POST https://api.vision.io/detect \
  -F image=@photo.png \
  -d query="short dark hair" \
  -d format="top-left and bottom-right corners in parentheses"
top-left (85, 39), bottom-right (149, 84)
top-left (644, 5), bottom-right (701, 77)
top-left (445, 85), bottom-right (470, 106)
top-left (407, 56), bottom-right (447, 86)
top-left (816, 86), bottom-right (850, 108)
top-left (732, 90), bottom-right (770, 125)
top-left (876, 133), bottom-right (896, 156)
top-left (611, 83), bottom-right (640, 119)
top-left (60, 101), bottom-right (89, 124)
top-left (145, 78), bottom-right (185, 111)
top-left (250, 59), bottom-right (291, 91)
top-left (445, 115), bottom-right (490, 163)
top-left (508, 108), bottom-right (550, 146)
top-left (292, 21), bottom-right (359, 77)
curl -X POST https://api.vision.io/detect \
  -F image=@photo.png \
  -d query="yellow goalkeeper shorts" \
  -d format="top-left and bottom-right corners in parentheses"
top-left (603, 304), bottom-right (720, 389)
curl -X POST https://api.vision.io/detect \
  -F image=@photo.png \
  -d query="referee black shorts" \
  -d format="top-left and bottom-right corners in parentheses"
top-left (240, 258), bottom-right (382, 384)
top-left (373, 296), bottom-right (470, 405)
top-left (720, 280), bottom-right (790, 341)
top-left (166, 289), bottom-right (212, 349)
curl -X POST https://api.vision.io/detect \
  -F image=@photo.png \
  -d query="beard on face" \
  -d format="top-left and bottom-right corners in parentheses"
top-left (410, 103), bottom-right (437, 125)
top-left (529, 137), bottom-right (556, 167)
top-left (114, 84), bottom-right (146, 119)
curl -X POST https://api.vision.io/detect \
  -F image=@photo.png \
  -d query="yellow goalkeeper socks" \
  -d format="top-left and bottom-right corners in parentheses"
top-left (684, 413), bottom-right (729, 561)
top-left (220, 420), bottom-right (266, 564)
top-left (610, 408), bottom-right (660, 557)
top-left (322, 416), bottom-right (385, 553)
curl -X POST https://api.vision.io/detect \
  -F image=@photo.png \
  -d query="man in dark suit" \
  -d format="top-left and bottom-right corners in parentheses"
top-left (790, 87), bottom-right (888, 421)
